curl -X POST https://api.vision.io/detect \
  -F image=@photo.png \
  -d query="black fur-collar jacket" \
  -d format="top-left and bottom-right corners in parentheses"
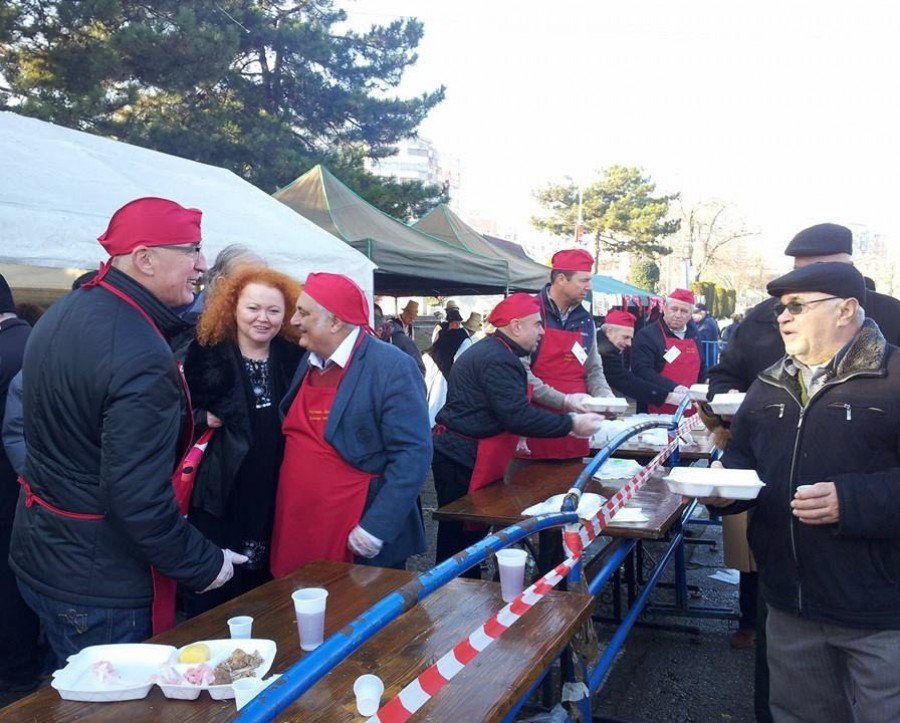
top-left (183, 335), bottom-right (301, 517)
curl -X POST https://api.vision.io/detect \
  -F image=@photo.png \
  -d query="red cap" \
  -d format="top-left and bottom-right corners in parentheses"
top-left (488, 292), bottom-right (540, 327)
top-left (97, 197), bottom-right (202, 256)
top-left (605, 309), bottom-right (636, 328)
top-left (304, 272), bottom-right (370, 326)
top-left (551, 248), bottom-right (593, 272)
top-left (669, 288), bottom-right (695, 305)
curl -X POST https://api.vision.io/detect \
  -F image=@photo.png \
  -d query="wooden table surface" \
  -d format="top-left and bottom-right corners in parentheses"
top-left (5, 560), bottom-right (594, 723)
top-left (432, 460), bottom-right (687, 541)
top-left (605, 424), bottom-right (714, 461)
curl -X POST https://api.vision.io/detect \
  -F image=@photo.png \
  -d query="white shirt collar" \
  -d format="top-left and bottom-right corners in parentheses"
top-left (308, 326), bottom-right (361, 371)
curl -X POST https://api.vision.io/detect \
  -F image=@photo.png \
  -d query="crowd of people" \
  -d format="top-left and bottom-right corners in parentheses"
top-left (1, 200), bottom-right (899, 722)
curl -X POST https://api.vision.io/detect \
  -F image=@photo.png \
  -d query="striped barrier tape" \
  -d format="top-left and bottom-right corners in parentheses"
top-left (368, 415), bottom-right (701, 722)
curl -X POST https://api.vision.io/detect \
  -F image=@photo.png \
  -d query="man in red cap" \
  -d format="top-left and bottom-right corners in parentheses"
top-left (10, 198), bottom-right (243, 669)
top-left (270, 273), bottom-right (431, 573)
top-left (630, 288), bottom-right (704, 414)
top-left (519, 248), bottom-right (613, 461)
top-left (598, 309), bottom-right (687, 409)
top-left (431, 293), bottom-right (604, 569)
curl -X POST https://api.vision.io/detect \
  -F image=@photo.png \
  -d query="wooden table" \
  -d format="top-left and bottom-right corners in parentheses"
top-left (4, 560), bottom-right (594, 722)
top-left (605, 425), bottom-right (715, 462)
top-left (432, 460), bottom-right (686, 541)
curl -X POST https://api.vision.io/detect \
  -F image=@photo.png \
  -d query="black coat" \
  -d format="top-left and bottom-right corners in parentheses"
top-left (10, 268), bottom-right (223, 608)
top-left (631, 319), bottom-right (706, 411)
top-left (721, 321), bottom-right (900, 629)
top-left (709, 289), bottom-right (900, 395)
top-left (597, 333), bottom-right (671, 407)
top-left (0, 318), bottom-right (30, 524)
top-left (434, 332), bottom-right (572, 468)
top-left (183, 336), bottom-right (301, 518)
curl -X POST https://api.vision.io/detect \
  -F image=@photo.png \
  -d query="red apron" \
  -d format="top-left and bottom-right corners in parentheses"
top-left (270, 343), bottom-right (372, 578)
top-left (520, 298), bottom-right (589, 460)
top-left (647, 320), bottom-right (701, 416)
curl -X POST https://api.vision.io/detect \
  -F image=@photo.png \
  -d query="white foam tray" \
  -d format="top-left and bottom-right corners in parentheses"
top-left (584, 396), bottom-right (629, 413)
top-left (709, 392), bottom-right (746, 416)
top-left (663, 467), bottom-right (764, 500)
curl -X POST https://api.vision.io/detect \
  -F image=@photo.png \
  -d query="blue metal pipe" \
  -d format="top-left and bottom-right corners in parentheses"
top-left (587, 540), bottom-right (636, 597)
top-left (237, 511), bottom-right (579, 722)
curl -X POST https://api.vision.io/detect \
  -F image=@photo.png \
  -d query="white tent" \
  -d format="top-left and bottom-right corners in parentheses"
top-left (0, 111), bottom-right (375, 297)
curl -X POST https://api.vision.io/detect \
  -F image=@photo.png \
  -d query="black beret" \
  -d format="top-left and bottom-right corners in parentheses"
top-left (767, 262), bottom-right (866, 302)
top-left (784, 223), bottom-right (852, 257)
top-left (0, 273), bottom-right (14, 314)
top-left (446, 307), bottom-right (463, 323)
top-left (694, 303), bottom-right (707, 312)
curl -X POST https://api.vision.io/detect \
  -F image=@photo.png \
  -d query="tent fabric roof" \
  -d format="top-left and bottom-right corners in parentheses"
top-left (412, 205), bottom-right (549, 292)
top-left (274, 166), bottom-right (511, 296)
top-left (0, 112), bottom-right (375, 297)
top-left (483, 234), bottom-right (534, 261)
top-left (592, 274), bottom-right (662, 305)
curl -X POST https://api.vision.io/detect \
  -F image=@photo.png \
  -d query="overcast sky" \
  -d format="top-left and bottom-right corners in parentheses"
top-left (345, 1), bottom-right (900, 258)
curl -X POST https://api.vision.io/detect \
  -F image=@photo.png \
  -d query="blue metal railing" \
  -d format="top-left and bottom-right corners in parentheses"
top-left (239, 404), bottom-right (694, 721)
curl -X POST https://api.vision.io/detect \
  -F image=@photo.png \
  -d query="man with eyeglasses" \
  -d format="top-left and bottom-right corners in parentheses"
top-left (698, 261), bottom-right (900, 722)
top-left (630, 287), bottom-right (705, 414)
top-left (9, 197), bottom-right (246, 668)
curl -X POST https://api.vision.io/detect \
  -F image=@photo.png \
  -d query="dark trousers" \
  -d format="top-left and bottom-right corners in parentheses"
top-left (755, 584), bottom-right (772, 723)
top-left (0, 522), bottom-right (42, 684)
top-left (738, 570), bottom-right (758, 629)
top-left (431, 451), bottom-right (484, 579)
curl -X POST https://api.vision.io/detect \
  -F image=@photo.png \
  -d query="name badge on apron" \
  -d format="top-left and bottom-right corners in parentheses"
top-left (663, 345), bottom-right (682, 364)
top-left (571, 341), bottom-right (587, 365)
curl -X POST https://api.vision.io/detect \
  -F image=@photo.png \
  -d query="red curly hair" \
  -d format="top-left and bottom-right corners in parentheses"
top-left (195, 266), bottom-right (303, 347)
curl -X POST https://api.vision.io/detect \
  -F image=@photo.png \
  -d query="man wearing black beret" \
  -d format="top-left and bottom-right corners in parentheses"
top-left (702, 262), bottom-right (900, 721)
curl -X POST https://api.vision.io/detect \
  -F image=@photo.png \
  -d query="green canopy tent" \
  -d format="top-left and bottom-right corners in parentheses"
top-left (274, 166), bottom-right (510, 296)
top-left (413, 205), bottom-right (549, 292)
top-left (591, 275), bottom-right (664, 315)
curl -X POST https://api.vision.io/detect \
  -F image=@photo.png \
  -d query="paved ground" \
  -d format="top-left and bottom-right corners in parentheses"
top-left (2, 471), bottom-right (757, 721)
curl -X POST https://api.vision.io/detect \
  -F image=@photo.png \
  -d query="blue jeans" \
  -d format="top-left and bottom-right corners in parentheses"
top-left (17, 579), bottom-right (151, 670)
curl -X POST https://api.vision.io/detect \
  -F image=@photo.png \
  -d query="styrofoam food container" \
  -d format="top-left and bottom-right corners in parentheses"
top-left (52, 643), bottom-right (177, 702)
top-left (584, 396), bottom-right (629, 414)
top-left (159, 639), bottom-right (277, 701)
top-left (688, 384), bottom-right (709, 401)
top-left (664, 467), bottom-right (764, 500)
top-left (709, 392), bottom-right (746, 416)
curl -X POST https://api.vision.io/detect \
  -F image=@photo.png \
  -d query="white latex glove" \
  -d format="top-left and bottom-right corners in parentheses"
top-left (673, 385), bottom-right (689, 394)
top-left (564, 392), bottom-right (592, 413)
top-left (347, 525), bottom-right (383, 558)
top-left (206, 411), bottom-right (224, 428)
top-left (515, 437), bottom-right (532, 456)
top-left (201, 548), bottom-right (248, 592)
top-left (569, 412), bottom-right (604, 438)
top-left (664, 391), bottom-right (687, 407)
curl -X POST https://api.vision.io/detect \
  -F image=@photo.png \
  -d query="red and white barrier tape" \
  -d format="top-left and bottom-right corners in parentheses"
top-left (367, 415), bottom-right (701, 722)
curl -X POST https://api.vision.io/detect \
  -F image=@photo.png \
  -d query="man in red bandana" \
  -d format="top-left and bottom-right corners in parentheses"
top-left (270, 273), bottom-right (431, 573)
top-left (519, 249), bottom-right (613, 461)
top-left (431, 293), bottom-right (604, 569)
top-left (630, 288), bottom-right (705, 414)
top-left (10, 198), bottom-right (243, 669)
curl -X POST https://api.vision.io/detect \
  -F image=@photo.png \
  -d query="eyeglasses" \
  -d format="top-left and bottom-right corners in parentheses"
top-left (773, 296), bottom-right (840, 316)
top-left (156, 243), bottom-right (203, 258)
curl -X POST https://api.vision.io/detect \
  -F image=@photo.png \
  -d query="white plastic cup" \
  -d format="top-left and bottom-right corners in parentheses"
top-left (292, 588), bottom-right (329, 651)
top-left (227, 615), bottom-right (254, 639)
top-left (353, 674), bottom-right (385, 717)
top-left (233, 676), bottom-right (263, 711)
top-left (496, 548), bottom-right (528, 602)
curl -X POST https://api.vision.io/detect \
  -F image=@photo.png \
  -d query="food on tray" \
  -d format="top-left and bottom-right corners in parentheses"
top-left (179, 643), bottom-right (211, 664)
top-left (184, 663), bottom-right (216, 686)
top-left (90, 661), bottom-right (121, 684)
top-left (213, 648), bottom-right (265, 684)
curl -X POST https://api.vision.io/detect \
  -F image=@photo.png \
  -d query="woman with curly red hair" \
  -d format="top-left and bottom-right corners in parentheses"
top-left (181, 266), bottom-right (303, 616)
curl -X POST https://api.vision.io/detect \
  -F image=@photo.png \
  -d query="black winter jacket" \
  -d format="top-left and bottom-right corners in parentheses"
top-left (10, 268), bottom-right (223, 608)
top-left (721, 320), bottom-right (900, 629)
top-left (183, 336), bottom-right (301, 518)
top-left (434, 332), bottom-right (572, 468)
top-left (631, 319), bottom-right (706, 411)
top-left (597, 334), bottom-right (671, 407)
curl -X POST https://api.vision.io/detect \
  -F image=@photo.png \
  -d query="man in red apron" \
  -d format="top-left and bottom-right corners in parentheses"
top-left (431, 293), bottom-right (604, 572)
top-left (630, 288), bottom-right (705, 415)
top-left (519, 249), bottom-right (614, 461)
top-left (9, 198), bottom-right (241, 670)
top-left (271, 273), bottom-right (430, 575)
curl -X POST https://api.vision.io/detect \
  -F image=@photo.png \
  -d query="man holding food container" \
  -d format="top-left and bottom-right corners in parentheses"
top-left (699, 261), bottom-right (900, 722)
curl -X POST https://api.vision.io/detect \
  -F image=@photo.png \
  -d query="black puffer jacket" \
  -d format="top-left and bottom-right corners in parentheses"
top-left (10, 268), bottom-right (223, 608)
top-left (721, 320), bottom-right (900, 629)
top-left (183, 336), bottom-right (301, 517)
top-left (434, 332), bottom-right (572, 468)
top-left (597, 333), bottom-right (671, 406)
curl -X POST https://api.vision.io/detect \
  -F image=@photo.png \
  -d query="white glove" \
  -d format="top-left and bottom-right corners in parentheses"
top-left (515, 437), bottom-right (532, 456)
top-left (347, 525), bottom-right (383, 559)
top-left (564, 392), bottom-right (592, 413)
top-left (569, 412), bottom-right (604, 438)
top-left (665, 391), bottom-right (687, 407)
top-left (201, 548), bottom-right (248, 592)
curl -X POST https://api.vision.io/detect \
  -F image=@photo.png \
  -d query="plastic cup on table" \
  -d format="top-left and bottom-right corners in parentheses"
top-left (233, 676), bottom-right (264, 711)
top-left (227, 615), bottom-right (254, 639)
top-left (353, 674), bottom-right (385, 717)
top-left (496, 548), bottom-right (528, 603)
top-left (292, 588), bottom-right (329, 651)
